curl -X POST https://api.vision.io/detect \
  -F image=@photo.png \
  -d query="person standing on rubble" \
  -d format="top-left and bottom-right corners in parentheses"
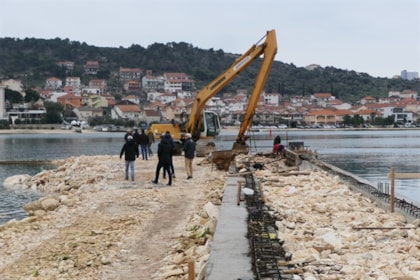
top-left (163, 131), bottom-right (176, 179)
top-left (152, 135), bottom-right (172, 186)
top-left (120, 135), bottom-right (139, 181)
top-left (183, 133), bottom-right (196, 179)
top-left (147, 131), bottom-right (155, 156)
top-left (137, 129), bottom-right (150, 160)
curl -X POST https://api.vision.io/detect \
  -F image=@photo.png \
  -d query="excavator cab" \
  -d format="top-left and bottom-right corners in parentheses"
top-left (190, 111), bottom-right (221, 157)
top-left (204, 111), bottom-right (221, 137)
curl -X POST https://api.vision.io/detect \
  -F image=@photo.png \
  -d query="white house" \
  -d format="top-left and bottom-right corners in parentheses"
top-left (48, 92), bottom-right (68, 102)
top-left (81, 87), bottom-right (102, 95)
top-left (65, 77), bottom-right (81, 90)
top-left (383, 107), bottom-right (413, 124)
top-left (45, 77), bottom-right (63, 90)
top-left (147, 91), bottom-right (164, 102)
top-left (111, 105), bottom-right (144, 121)
top-left (177, 91), bottom-right (193, 99)
top-left (311, 93), bottom-right (336, 107)
top-left (263, 92), bottom-right (280, 105)
top-left (156, 93), bottom-right (177, 104)
top-left (122, 95), bottom-right (141, 105)
top-left (206, 97), bottom-right (227, 115)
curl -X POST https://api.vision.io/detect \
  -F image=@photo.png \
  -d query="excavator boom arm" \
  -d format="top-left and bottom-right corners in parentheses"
top-left (236, 30), bottom-right (277, 144)
top-left (186, 30), bottom-right (277, 140)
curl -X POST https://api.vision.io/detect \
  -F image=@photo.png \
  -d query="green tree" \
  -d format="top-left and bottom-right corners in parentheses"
top-left (351, 114), bottom-right (365, 126)
top-left (373, 116), bottom-right (385, 126)
top-left (24, 88), bottom-right (40, 103)
top-left (0, 119), bottom-right (10, 129)
top-left (43, 101), bottom-right (63, 123)
top-left (5, 88), bottom-right (23, 104)
top-left (1, 37), bottom-right (420, 103)
top-left (342, 115), bottom-right (352, 126)
top-left (373, 115), bottom-right (395, 127)
top-left (384, 115), bottom-right (395, 126)
top-left (97, 70), bottom-right (110, 80)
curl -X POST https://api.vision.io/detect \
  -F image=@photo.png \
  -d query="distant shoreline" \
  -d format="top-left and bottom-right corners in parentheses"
top-left (0, 128), bottom-right (99, 134)
top-left (1, 126), bottom-right (418, 135)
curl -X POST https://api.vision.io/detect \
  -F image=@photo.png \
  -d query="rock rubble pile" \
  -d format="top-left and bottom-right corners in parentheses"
top-left (1, 153), bottom-right (419, 279)
top-left (1, 155), bottom-right (226, 279)
top-left (254, 165), bottom-right (420, 279)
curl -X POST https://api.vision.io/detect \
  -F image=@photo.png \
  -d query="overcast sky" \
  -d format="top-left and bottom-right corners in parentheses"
top-left (1, 0), bottom-right (419, 78)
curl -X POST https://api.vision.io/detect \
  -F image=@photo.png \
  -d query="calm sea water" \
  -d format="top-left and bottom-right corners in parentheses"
top-left (1, 129), bottom-right (419, 224)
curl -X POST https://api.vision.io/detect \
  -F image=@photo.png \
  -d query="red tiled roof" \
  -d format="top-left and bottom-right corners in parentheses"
top-left (313, 93), bottom-right (332, 98)
top-left (144, 109), bottom-right (160, 117)
top-left (57, 93), bottom-right (81, 100)
top-left (116, 105), bottom-right (141, 112)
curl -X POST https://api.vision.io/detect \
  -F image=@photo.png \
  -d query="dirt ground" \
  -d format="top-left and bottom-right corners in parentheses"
top-left (0, 154), bottom-right (226, 279)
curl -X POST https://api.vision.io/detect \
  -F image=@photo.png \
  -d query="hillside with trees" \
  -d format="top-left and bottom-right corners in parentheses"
top-left (1, 37), bottom-right (419, 103)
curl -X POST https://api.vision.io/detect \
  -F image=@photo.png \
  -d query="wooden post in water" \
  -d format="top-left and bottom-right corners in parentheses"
top-left (387, 167), bottom-right (420, 213)
top-left (390, 167), bottom-right (395, 213)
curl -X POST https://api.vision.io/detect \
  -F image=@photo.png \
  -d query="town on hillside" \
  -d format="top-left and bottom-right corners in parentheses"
top-left (0, 61), bottom-right (419, 130)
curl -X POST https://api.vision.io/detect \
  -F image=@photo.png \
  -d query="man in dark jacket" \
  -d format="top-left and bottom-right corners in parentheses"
top-left (137, 129), bottom-right (150, 160)
top-left (152, 136), bottom-right (172, 186)
top-left (120, 135), bottom-right (139, 181)
top-left (183, 133), bottom-right (196, 179)
top-left (163, 131), bottom-right (175, 179)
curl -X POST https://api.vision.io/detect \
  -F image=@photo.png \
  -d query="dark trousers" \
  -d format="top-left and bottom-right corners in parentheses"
top-left (154, 162), bottom-right (172, 185)
top-left (163, 156), bottom-right (175, 177)
top-left (140, 145), bottom-right (148, 160)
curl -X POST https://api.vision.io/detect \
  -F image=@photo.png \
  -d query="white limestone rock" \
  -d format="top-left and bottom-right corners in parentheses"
top-left (290, 247), bottom-right (319, 265)
top-left (3, 174), bottom-right (31, 189)
top-left (40, 197), bottom-right (60, 211)
top-left (23, 199), bottom-right (42, 212)
top-left (203, 202), bottom-right (219, 219)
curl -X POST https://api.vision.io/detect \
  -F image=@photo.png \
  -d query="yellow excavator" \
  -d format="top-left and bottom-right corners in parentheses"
top-left (148, 29), bottom-right (277, 164)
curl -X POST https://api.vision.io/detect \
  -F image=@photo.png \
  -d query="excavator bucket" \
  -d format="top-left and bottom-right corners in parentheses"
top-left (211, 143), bottom-right (250, 171)
top-left (211, 150), bottom-right (234, 171)
top-left (232, 142), bottom-right (249, 155)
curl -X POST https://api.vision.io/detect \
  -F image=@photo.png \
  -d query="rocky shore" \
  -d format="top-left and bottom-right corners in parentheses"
top-left (1, 155), bottom-right (226, 279)
top-left (1, 153), bottom-right (419, 279)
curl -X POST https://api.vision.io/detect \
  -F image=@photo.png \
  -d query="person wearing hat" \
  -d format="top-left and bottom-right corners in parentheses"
top-left (183, 133), bottom-right (196, 179)
top-left (120, 135), bottom-right (139, 181)
top-left (124, 128), bottom-right (133, 142)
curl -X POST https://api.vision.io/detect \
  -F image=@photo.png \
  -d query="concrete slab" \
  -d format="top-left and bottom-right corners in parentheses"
top-left (205, 176), bottom-right (253, 279)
